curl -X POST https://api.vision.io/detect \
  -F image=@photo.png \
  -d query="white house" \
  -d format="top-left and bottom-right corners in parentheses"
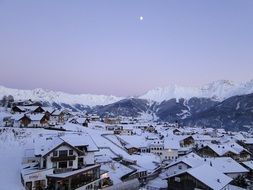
top-left (21, 133), bottom-right (109, 190)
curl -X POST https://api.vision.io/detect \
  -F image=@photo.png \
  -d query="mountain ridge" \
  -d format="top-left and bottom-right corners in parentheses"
top-left (1, 79), bottom-right (253, 106)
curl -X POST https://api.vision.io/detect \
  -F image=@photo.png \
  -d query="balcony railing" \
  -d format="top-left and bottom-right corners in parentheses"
top-left (51, 155), bottom-right (76, 162)
top-left (54, 168), bottom-right (73, 174)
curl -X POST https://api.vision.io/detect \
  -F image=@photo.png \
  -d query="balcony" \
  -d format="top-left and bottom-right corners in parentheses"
top-left (51, 155), bottom-right (76, 162)
top-left (54, 168), bottom-right (73, 174)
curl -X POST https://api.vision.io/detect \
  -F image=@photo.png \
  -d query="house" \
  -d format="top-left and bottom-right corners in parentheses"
top-left (162, 153), bottom-right (248, 180)
top-left (19, 114), bottom-right (49, 127)
top-left (117, 135), bottom-right (150, 154)
top-left (104, 117), bottom-right (121, 125)
top-left (167, 164), bottom-right (233, 190)
top-left (192, 134), bottom-right (213, 146)
top-left (89, 114), bottom-right (100, 121)
top-left (106, 125), bottom-right (123, 134)
top-left (69, 117), bottom-right (89, 127)
top-left (11, 105), bottom-right (26, 113)
top-left (241, 160), bottom-right (253, 180)
top-left (31, 106), bottom-right (45, 114)
top-left (21, 133), bottom-right (109, 190)
top-left (50, 110), bottom-right (65, 125)
top-left (197, 143), bottom-right (251, 162)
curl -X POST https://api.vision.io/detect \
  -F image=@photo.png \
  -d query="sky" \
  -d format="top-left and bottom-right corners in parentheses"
top-left (0, 0), bottom-right (252, 96)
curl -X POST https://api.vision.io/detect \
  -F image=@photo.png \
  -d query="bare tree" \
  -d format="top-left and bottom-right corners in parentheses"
top-left (1, 95), bottom-right (7, 107)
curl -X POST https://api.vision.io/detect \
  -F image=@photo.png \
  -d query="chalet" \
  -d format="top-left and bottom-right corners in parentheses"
top-left (173, 128), bottom-right (182, 135)
top-left (21, 133), bottom-right (109, 190)
top-left (146, 125), bottom-right (156, 133)
top-left (49, 110), bottom-right (65, 125)
top-left (117, 135), bottom-right (150, 154)
top-left (242, 161), bottom-right (253, 180)
top-left (105, 125), bottom-right (123, 134)
top-left (69, 117), bottom-right (89, 127)
top-left (162, 153), bottom-right (248, 180)
top-left (167, 164), bottom-right (233, 190)
top-left (89, 114), bottom-right (100, 122)
top-left (19, 114), bottom-right (48, 127)
top-left (125, 145), bottom-right (140, 154)
top-left (104, 117), bottom-right (121, 125)
top-left (179, 136), bottom-right (195, 147)
top-left (192, 134), bottom-right (213, 146)
top-left (31, 106), bottom-right (45, 114)
top-left (11, 105), bottom-right (26, 113)
top-left (197, 143), bottom-right (251, 162)
top-left (121, 127), bottom-right (134, 135)
top-left (243, 138), bottom-right (253, 153)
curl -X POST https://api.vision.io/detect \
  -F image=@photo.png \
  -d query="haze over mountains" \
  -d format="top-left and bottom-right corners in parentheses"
top-left (1, 79), bottom-right (253, 131)
top-left (1, 79), bottom-right (253, 106)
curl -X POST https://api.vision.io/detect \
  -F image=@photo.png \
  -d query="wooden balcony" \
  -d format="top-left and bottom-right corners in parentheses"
top-left (51, 155), bottom-right (76, 162)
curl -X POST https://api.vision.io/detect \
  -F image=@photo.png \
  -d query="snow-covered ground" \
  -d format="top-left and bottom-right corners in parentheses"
top-left (0, 123), bottom-right (161, 189)
top-left (0, 128), bottom-right (58, 189)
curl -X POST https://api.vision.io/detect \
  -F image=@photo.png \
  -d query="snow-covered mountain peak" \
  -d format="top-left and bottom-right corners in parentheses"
top-left (140, 79), bottom-right (253, 102)
top-left (1, 79), bottom-right (253, 106)
top-left (0, 86), bottom-right (123, 106)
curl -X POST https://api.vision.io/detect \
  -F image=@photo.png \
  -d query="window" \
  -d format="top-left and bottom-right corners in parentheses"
top-left (178, 165), bottom-right (182, 170)
top-left (53, 162), bottom-right (57, 168)
top-left (59, 150), bottom-right (68, 157)
top-left (69, 160), bottom-right (73, 167)
top-left (53, 151), bottom-right (58, 157)
top-left (58, 161), bottom-right (68, 168)
top-left (69, 150), bottom-right (73, 156)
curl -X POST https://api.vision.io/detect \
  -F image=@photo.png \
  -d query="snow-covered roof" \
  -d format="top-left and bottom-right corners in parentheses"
top-left (244, 138), bottom-right (253, 144)
top-left (60, 133), bottom-right (98, 152)
top-left (10, 113), bottom-right (24, 121)
top-left (204, 142), bottom-right (248, 156)
top-left (28, 114), bottom-right (45, 121)
top-left (242, 160), bottom-right (253, 170)
top-left (100, 162), bottom-right (134, 184)
top-left (117, 135), bottom-right (150, 148)
top-left (187, 164), bottom-right (232, 190)
top-left (163, 138), bottom-right (180, 150)
top-left (203, 157), bottom-right (248, 174)
top-left (34, 135), bottom-right (64, 156)
top-left (34, 133), bottom-right (99, 156)
top-left (192, 134), bottom-right (213, 141)
top-left (164, 153), bottom-right (248, 176)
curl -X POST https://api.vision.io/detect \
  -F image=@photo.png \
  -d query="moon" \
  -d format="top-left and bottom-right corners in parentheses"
top-left (139, 16), bottom-right (144, 21)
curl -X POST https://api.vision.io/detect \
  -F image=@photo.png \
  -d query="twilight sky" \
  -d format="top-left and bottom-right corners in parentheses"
top-left (0, 0), bottom-right (253, 96)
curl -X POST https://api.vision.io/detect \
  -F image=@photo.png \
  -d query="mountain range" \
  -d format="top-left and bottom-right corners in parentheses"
top-left (1, 79), bottom-right (253, 131)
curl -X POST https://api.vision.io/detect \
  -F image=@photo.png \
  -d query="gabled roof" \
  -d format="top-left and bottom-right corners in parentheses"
top-left (202, 142), bottom-right (249, 156)
top-left (164, 153), bottom-right (248, 175)
top-left (29, 114), bottom-right (46, 121)
top-left (203, 157), bottom-right (248, 174)
top-left (34, 133), bottom-right (99, 156)
top-left (60, 133), bottom-right (98, 152)
top-left (242, 160), bottom-right (253, 170)
top-left (168, 164), bottom-right (232, 190)
top-left (187, 164), bottom-right (233, 190)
